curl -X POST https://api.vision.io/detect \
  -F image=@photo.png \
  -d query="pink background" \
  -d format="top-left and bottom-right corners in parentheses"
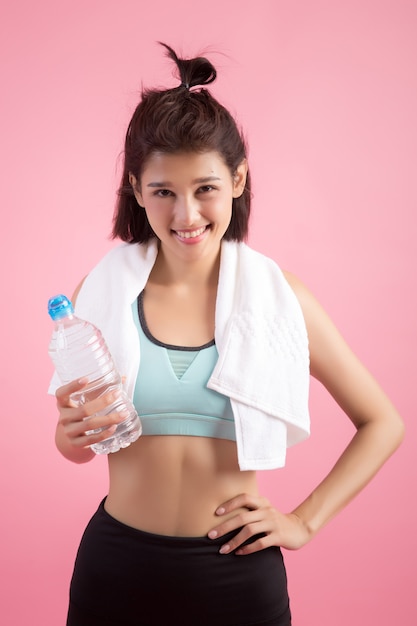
top-left (1, 1), bottom-right (415, 624)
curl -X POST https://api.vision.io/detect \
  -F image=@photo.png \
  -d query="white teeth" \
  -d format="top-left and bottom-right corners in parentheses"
top-left (176, 226), bottom-right (206, 239)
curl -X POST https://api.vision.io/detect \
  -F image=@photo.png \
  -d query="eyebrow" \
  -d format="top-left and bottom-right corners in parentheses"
top-left (146, 176), bottom-right (222, 188)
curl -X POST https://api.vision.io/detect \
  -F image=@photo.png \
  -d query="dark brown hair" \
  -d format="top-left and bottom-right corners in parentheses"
top-left (112, 43), bottom-right (251, 243)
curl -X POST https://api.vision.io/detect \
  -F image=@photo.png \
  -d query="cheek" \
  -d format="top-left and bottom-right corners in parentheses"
top-left (216, 197), bottom-right (233, 221)
top-left (143, 201), bottom-right (171, 229)
top-left (144, 209), bottom-right (160, 228)
top-left (211, 203), bottom-right (233, 233)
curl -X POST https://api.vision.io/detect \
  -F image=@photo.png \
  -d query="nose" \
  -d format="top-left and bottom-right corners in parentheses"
top-left (174, 194), bottom-right (200, 226)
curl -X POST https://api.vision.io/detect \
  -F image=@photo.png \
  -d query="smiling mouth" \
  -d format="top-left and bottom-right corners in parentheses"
top-left (174, 226), bottom-right (209, 239)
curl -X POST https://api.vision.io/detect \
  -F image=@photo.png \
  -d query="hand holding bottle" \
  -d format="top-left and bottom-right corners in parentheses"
top-left (54, 378), bottom-right (132, 462)
top-left (48, 295), bottom-right (142, 456)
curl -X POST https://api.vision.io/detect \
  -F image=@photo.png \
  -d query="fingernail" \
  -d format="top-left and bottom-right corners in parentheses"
top-left (208, 530), bottom-right (218, 539)
top-left (216, 507), bottom-right (225, 515)
top-left (219, 544), bottom-right (230, 554)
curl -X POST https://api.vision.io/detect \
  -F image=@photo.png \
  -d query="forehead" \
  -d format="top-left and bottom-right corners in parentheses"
top-left (141, 150), bottom-right (230, 182)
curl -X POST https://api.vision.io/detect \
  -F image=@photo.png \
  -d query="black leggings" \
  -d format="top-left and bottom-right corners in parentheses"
top-left (67, 499), bottom-right (291, 626)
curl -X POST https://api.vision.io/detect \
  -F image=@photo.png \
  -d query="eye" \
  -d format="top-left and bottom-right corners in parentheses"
top-left (154, 189), bottom-right (173, 197)
top-left (197, 185), bottom-right (215, 193)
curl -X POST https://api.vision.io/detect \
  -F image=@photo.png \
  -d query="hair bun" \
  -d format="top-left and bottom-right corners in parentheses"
top-left (159, 42), bottom-right (216, 89)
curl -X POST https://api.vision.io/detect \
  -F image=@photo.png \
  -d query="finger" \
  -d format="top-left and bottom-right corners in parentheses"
top-left (76, 389), bottom-right (123, 418)
top-left (215, 493), bottom-right (268, 516)
top-left (217, 522), bottom-right (270, 555)
top-left (208, 508), bottom-right (264, 540)
top-left (56, 378), bottom-right (89, 405)
top-left (60, 404), bottom-right (129, 448)
top-left (82, 407), bottom-right (130, 433)
top-left (235, 533), bottom-right (273, 556)
top-left (73, 423), bottom-right (119, 449)
top-left (58, 401), bottom-right (128, 443)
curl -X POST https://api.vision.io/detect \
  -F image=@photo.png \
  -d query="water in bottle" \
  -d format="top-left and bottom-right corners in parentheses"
top-left (48, 294), bottom-right (142, 454)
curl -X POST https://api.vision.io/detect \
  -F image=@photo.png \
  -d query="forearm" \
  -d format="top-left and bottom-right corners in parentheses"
top-left (291, 415), bottom-right (404, 539)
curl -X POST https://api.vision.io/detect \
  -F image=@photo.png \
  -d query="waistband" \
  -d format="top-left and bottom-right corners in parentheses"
top-left (97, 497), bottom-right (269, 552)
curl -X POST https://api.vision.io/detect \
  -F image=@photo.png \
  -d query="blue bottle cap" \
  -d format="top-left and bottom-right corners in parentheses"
top-left (48, 294), bottom-right (74, 321)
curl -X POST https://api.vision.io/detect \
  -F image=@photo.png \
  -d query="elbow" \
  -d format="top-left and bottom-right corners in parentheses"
top-left (392, 414), bottom-right (406, 450)
top-left (379, 409), bottom-right (405, 456)
top-left (357, 408), bottom-right (405, 457)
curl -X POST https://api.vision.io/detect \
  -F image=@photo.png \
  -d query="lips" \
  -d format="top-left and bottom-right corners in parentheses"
top-left (174, 226), bottom-right (208, 239)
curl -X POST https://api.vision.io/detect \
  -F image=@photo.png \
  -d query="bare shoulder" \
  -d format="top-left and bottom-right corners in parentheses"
top-left (282, 270), bottom-right (308, 296)
top-left (281, 269), bottom-right (353, 376)
top-left (282, 270), bottom-right (322, 318)
top-left (282, 269), bottom-right (366, 387)
top-left (72, 276), bottom-right (87, 305)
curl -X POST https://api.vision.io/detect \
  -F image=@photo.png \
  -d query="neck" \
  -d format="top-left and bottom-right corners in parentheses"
top-left (150, 243), bottom-right (221, 289)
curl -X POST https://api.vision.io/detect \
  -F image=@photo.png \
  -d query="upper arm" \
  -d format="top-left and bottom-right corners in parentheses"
top-left (283, 271), bottom-right (402, 431)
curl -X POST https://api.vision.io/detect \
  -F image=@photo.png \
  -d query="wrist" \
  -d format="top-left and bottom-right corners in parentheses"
top-left (289, 503), bottom-right (321, 542)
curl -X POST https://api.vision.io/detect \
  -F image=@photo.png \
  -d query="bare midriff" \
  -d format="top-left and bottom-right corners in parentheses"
top-left (105, 434), bottom-right (259, 537)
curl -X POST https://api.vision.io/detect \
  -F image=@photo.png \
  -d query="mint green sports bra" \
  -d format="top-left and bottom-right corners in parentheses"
top-left (132, 293), bottom-right (236, 441)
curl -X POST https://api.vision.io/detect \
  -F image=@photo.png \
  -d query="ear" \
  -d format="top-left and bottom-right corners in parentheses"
top-left (129, 172), bottom-right (144, 206)
top-left (232, 159), bottom-right (248, 198)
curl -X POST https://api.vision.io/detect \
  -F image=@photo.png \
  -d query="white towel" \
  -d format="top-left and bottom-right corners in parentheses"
top-left (209, 242), bottom-right (310, 469)
top-left (48, 240), bottom-right (310, 470)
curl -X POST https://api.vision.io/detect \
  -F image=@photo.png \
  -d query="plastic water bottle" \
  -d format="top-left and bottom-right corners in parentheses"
top-left (48, 294), bottom-right (142, 454)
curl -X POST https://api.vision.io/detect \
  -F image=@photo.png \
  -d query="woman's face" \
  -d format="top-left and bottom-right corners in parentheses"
top-left (130, 151), bottom-right (247, 268)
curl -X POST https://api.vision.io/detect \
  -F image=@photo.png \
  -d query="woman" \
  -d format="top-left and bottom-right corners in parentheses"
top-left (50, 44), bottom-right (404, 625)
